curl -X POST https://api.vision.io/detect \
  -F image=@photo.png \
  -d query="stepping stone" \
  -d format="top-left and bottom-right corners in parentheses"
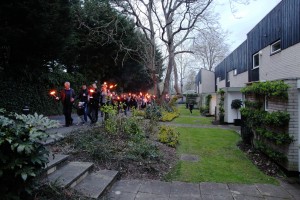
top-left (180, 154), bottom-right (199, 162)
top-left (47, 161), bottom-right (94, 188)
top-left (74, 170), bottom-right (119, 199)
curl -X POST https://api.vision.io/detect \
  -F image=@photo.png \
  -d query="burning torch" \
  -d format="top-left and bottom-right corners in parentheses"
top-left (50, 90), bottom-right (59, 100)
top-left (89, 88), bottom-right (95, 99)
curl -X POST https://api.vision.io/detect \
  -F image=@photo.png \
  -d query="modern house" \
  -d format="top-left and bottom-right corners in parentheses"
top-left (196, 0), bottom-right (300, 174)
top-left (195, 68), bottom-right (216, 115)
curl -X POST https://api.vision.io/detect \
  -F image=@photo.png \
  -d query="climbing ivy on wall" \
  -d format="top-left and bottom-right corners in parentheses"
top-left (241, 80), bottom-right (290, 99)
top-left (240, 80), bottom-right (293, 163)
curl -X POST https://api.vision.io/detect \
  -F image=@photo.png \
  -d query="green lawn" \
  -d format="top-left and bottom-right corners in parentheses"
top-left (173, 105), bottom-right (214, 125)
top-left (164, 127), bottom-right (278, 184)
top-left (173, 116), bottom-right (214, 125)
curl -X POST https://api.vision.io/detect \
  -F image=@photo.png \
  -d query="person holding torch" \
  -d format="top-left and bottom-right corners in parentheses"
top-left (56, 81), bottom-right (75, 127)
top-left (87, 82), bottom-right (100, 124)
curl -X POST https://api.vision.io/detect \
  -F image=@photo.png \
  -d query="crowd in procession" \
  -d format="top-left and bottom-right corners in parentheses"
top-left (53, 81), bottom-right (161, 127)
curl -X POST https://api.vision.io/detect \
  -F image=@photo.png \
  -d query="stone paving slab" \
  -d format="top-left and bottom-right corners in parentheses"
top-left (232, 194), bottom-right (264, 200)
top-left (139, 180), bottom-right (171, 197)
top-left (180, 154), bottom-right (199, 162)
top-left (105, 179), bottom-right (299, 200)
top-left (135, 192), bottom-right (169, 200)
top-left (228, 183), bottom-right (262, 197)
top-left (256, 184), bottom-right (294, 199)
top-left (107, 191), bottom-right (136, 200)
top-left (170, 181), bottom-right (200, 198)
top-left (200, 182), bottom-right (232, 196)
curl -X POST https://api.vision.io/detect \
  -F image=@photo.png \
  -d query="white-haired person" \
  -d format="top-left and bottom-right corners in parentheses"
top-left (56, 81), bottom-right (75, 127)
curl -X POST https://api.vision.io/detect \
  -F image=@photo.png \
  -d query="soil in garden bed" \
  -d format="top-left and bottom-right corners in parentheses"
top-left (49, 127), bottom-right (178, 180)
top-left (237, 141), bottom-right (284, 177)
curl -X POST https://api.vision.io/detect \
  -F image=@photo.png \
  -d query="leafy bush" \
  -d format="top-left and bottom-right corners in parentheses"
top-left (126, 140), bottom-right (160, 161)
top-left (0, 72), bottom-right (85, 116)
top-left (132, 108), bottom-right (145, 117)
top-left (241, 80), bottom-right (289, 99)
top-left (160, 111), bottom-right (179, 122)
top-left (0, 109), bottom-right (59, 199)
top-left (145, 105), bottom-right (162, 120)
top-left (231, 99), bottom-right (243, 110)
top-left (158, 126), bottom-right (180, 147)
top-left (104, 112), bottom-right (143, 136)
top-left (255, 128), bottom-right (294, 145)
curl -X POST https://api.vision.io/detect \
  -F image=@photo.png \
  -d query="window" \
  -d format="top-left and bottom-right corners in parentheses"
top-left (253, 53), bottom-right (259, 69)
top-left (227, 72), bottom-right (230, 82)
top-left (264, 96), bottom-right (269, 111)
top-left (271, 40), bottom-right (281, 54)
top-left (233, 69), bottom-right (237, 76)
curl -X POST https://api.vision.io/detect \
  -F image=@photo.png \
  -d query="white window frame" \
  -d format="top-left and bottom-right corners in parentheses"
top-left (271, 40), bottom-right (281, 54)
top-left (264, 96), bottom-right (269, 111)
top-left (227, 72), bottom-right (230, 82)
top-left (233, 69), bottom-right (237, 76)
top-left (253, 53), bottom-right (260, 69)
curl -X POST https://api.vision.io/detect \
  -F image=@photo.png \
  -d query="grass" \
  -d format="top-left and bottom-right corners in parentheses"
top-left (164, 127), bottom-right (278, 184)
top-left (172, 105), bottom-right (214, 125)
top-left (173, 116), bottom-right (214, 125)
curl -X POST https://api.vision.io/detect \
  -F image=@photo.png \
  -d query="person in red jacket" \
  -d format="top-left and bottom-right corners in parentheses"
top-left (56, 81), bottom-right (75, 127)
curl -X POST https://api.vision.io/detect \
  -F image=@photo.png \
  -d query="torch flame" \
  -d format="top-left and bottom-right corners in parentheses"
top-left (89, 89), bottom-right (95, 93)
top-left (50, 91), bottom-right (56, 96)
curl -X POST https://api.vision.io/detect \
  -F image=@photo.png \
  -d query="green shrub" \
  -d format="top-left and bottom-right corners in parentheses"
top-left (241, 80), bottom-right (289, 99)
top-left (0, 109), bottom-right (59, 199)
top-left (255, 128), bottom-right (294, 145)
top-left (122, 116), bottom-right (143, 136)
top-left (132, 108), bottom-right (145, 117)
top-left (160, 111), bottom-right (179, 122)
top-left (158, 126), bottom-right (180, 147)
top-left (126, 140), bottom-right (160, 161)
top-left (145, 105), bottom-right (162, 120)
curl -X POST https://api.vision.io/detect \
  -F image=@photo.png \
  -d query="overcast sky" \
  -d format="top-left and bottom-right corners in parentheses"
top-left (216, 0), bottom-right (282, 51)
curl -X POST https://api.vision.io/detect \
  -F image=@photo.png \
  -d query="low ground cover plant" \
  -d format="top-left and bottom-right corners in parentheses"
top-left (0, 109), bottom-right (59, 200)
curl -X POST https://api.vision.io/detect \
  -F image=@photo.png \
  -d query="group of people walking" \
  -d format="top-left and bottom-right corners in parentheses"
top-left (56, 81), bottom-right (108, 126)
top-left (55, 81), bottom-right (156, 127)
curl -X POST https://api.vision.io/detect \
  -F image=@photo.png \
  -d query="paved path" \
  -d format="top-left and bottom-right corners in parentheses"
top-left (106, 179), bottom-right (300, 200)
top-left (45, 114), bottom-right (300, 200)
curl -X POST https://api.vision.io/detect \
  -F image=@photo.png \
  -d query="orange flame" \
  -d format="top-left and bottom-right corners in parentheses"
top-left (50, 91), bottom-right (56, 96)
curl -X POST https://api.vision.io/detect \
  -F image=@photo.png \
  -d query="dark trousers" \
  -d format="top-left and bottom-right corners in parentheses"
top-left (63, 104), bottom-right (73, 126)
top-left (189, 104), bottom-right (194, 114)
top-left (88, 104), bottom-right (99, 123)
top-left (83, 103), bottom-right (88, 122)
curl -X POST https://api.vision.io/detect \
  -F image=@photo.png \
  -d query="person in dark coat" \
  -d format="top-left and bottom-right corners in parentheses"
top-left (189, 101), bottom-right (194, 114)
top-left (56, 81), bottom-right (75, 127)
top-left (87, 83), bottom-right (101, 124)
top-left (77, 84), bottom-right (88, 122)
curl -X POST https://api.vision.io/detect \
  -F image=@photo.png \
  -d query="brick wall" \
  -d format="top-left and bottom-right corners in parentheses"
top-left (260, 43), bottom-right (300, 81)
top-left (245, 79), bottom-right (299, 171)
top-left (285, 79), bottom-right (299, 171)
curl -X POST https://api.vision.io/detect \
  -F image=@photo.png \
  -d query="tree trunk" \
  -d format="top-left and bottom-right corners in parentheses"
top-left (162, 53), bottom-right (173, 97)
top-left (173, 62), bottom-right (180, 94)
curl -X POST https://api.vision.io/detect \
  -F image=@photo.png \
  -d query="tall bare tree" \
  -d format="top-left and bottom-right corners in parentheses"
top-left (113, 0), bottom-right (250, 96)
top-left (193, 27), bottom-right (229, 71)
top-left (113, 0), bottom-right (161, 95)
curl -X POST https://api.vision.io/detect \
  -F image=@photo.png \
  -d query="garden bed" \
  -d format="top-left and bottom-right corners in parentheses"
top-left (49, 124), bottom-right (178, 180)
top-left (237, 141), bottom-right (283, 177)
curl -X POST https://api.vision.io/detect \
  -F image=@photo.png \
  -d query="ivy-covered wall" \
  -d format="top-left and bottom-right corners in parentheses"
top-left (241, 79), bottom-right (299, 172)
